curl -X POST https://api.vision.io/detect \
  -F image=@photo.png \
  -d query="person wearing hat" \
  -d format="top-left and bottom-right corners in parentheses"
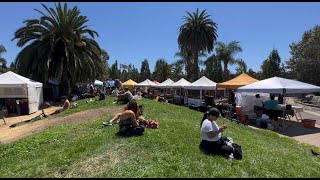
top-left (199, 108), bottom-right (234, 157)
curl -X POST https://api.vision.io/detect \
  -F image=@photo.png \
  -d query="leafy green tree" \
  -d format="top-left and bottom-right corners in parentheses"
top-left (174, 51), bottom-right (192, 80)
top-left (140, 59), bottom-right (151, 81)
top-left (171, 60), bottom-right (184, 81)
top-left (110, 60), bottom-right (120, 79)
top-left (204, 54), bottom-right (223, 82)
top-left (286, 25), bottom-right (320, 85)
top-left (247, 68), bottom-right (258, 79)
top-left (152, 58), bottom-right (172, 82)
top-left (99, 49), bottom-right (110, 80)
top-left (260, 49), bottom-right (284, 79)
top-left (130, 64), bottom-right (140, 82)
top-left (178, 8), bottom-right (218, 81)
top-left (12, 3), bottom-right (104, 96)
top-left (215, 41), bottom-right (242, 81)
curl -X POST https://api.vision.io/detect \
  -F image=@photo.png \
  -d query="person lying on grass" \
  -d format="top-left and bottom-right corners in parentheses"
top-left (199, 108), bottom-right (234, 158)
top-left (103, 99), bottom-right (144, 136)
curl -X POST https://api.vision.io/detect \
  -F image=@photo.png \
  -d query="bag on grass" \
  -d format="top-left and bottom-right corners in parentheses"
top-left (145, 120), bottom-right (159, 129)
top-left (232, 143), bottom-right (242, 160)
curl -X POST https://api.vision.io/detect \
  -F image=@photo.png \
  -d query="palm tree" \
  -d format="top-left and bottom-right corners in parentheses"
top-left (12, 3), bottom-right (104, 96)
top-left (174, 51), bottom-right (192, 80)
top-left (0, 45), bottom-right (7, 73)
top-left (152, 58), bottom-right (172, 82)
top-left (178, 8), bottom-right (218, 81)
top-left (215, 41), bottom-right (242, 80)
top-left (235, 59), bottom-right (247, 74)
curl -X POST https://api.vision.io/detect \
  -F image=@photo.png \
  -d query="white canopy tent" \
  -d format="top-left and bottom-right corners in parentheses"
top-left (136, 79), bottom-right (157, 87)
top-left (152, 78), bottom-right (174, 88)
top-left (0, 71), bottom-right (43, 114)
top-left (183, 76), bottom-right (217, 90)
top-left (237, 77), bottom-right (320, 119)
top-left (183, 76), bottom-right (217, 107)
top-left (166, 78), bottom-right (191, 104)
top-left (237, 77), bottom-right (320, 94)
top-left (94, 80), bottom-right (104, 86)
top-left (166, 78), bottom-right (191, 88)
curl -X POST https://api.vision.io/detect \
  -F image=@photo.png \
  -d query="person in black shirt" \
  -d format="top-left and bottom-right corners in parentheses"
top-left (229, 90), bottom-right (235, 105)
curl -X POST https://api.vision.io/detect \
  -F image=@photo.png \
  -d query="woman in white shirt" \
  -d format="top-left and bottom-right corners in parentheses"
top-left (200, 108), bottom-right (234, 157)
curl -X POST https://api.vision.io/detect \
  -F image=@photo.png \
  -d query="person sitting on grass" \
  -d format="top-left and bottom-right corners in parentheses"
top-left (96, 89), bottom-right (105, 101)
top-left (114, 87), bottom-right (134, 104)
top-left (51, 96), bottom-right (72, 115)
top-left (199, 108), bottom-right (234, 158)
top-left (104, 99), bottom-right (144, 136)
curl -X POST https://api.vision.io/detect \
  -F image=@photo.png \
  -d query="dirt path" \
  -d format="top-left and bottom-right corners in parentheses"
top-left (0, 106), bottom-right (123, 144)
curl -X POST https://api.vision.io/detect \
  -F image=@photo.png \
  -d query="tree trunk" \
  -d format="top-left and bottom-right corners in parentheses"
top-left (186, 58), bottom-right (191, 81)
top-left (193, 50), bottom-right (199, 81)
top-left (60, 60), bottom-right (70, 97)
top-left (223, 61), bottom-right (229, 81)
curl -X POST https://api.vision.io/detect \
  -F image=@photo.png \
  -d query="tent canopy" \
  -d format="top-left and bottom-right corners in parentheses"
top-left (122, 79), bottom-right (137, 89)
top-left (136, 79), bottom-right (157, 87)
top-left (152, 78), bottom-right (174, 88)
top-left (0, 71), bottom-right (42, 88)
top-left (122, 79), bottom-right (137, 86)
top-left (166, 78), bottom-right (191, 88)
top-left (108, 80), bottom-right (115, 87)
top-left (0, 71), bottom-right (43, 114)
top-left (153, 80), bottom-right (160, 84)
top-left (217, 73), bottom-right (258, 89)
top-left (237, 76), bottom-right (320, 94)
top-left (94, 80), bottom-right (104, 86)
top-left (183, 76), bottom-right (217, 90)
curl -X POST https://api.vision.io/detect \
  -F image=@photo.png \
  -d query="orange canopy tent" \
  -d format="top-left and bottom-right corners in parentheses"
top-left (217, 73), bottom-right (258, 89)
top-left (122, 79), bottom-right (137, 90)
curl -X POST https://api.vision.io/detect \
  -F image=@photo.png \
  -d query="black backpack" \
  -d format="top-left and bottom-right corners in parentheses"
top-left (232, 143), bottom-right (242, 160)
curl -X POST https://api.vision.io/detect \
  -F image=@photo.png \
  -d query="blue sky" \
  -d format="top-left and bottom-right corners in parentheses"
top-left (1, 2), bottom-right (320, 73)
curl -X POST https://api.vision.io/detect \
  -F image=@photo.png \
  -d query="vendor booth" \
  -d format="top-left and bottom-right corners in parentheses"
top-left (183, 76), bottom-right (217, 108)
top-left (237, 76), bottom-right (320, 126)
top-left (166, 78), bottom-right (191, 104)
top-left (0, 71), bottom-right (43, 115)
top-left (122, 79), bottom-right (137, 90)
top-left (217, 73), bottom-right (258, 89)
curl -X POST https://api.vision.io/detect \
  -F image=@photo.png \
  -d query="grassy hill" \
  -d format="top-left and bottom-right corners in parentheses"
top-left (0, 97), bottom-right (319, 178)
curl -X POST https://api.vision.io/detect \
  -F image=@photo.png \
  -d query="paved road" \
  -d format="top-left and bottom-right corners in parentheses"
top-left (279, 97), bottom-right (320, 148)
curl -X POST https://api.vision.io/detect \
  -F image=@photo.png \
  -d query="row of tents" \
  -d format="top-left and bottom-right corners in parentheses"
top-left (121, 72), bottom-right (320, 94)
top-left (121, 73), bottom-right (259, 90)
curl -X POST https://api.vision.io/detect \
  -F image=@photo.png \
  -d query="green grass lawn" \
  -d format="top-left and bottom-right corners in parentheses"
top-left (0, 97), bottom-right (319, 178)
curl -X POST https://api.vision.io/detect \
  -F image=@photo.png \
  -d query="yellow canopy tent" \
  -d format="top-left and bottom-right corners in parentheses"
top-left (217, 73), bottom-right (258, 89)
top-left (122, 79), bottom-right (137, 90)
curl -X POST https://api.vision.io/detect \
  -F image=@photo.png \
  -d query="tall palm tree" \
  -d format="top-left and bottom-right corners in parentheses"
top-left (235, 58), bottom-right (247, 74)
top-left (12, 3), bottom-right (104, 96)
top-left (152, 58), bottom-right (172, 82)
top-left (178, 8), bottom-right (218, 81)
top-left (215, 41), bottom-right (242, 80)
